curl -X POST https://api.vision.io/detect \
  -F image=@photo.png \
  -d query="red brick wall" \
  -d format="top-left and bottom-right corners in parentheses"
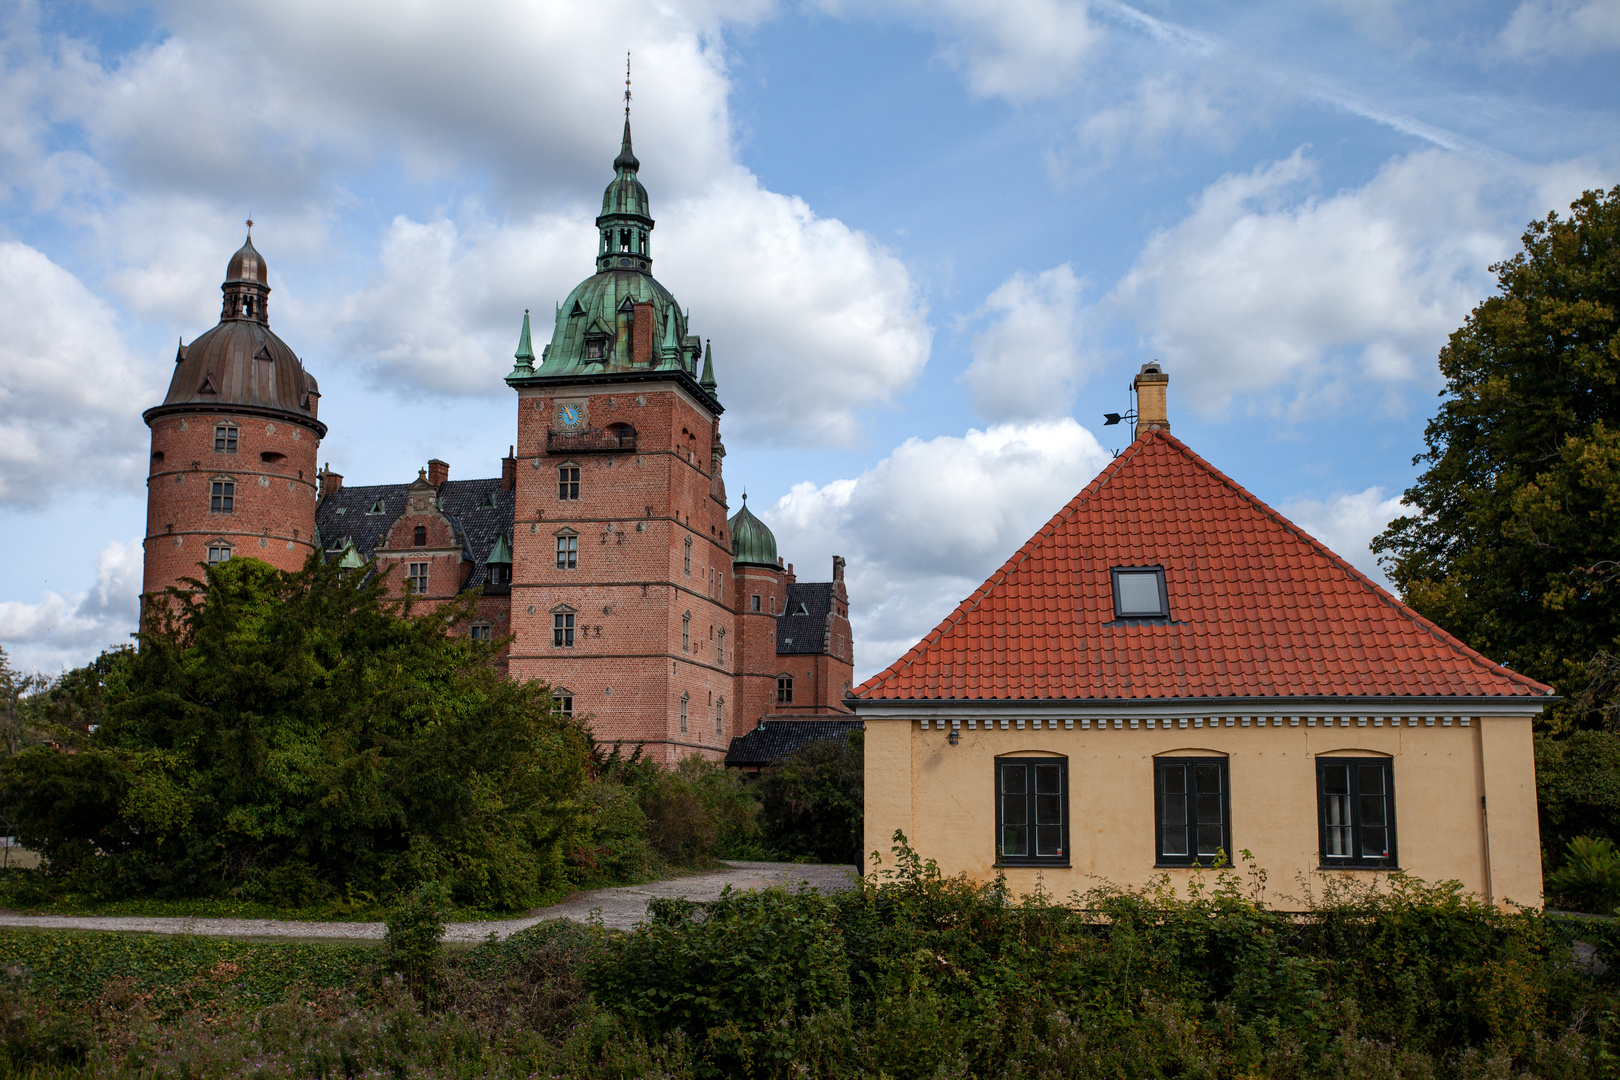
top-left (143, 411), bottom-right (320, 598)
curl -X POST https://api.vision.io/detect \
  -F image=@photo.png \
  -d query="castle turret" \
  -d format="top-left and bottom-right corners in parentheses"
top-left (141, 229), bottom-right (326, 602)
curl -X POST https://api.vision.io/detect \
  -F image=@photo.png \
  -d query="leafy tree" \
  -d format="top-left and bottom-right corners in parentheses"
top-left (1374, 185), bottom-right (1620, 727)
top-left (0, 647), bottom-right (45, 757)
top-left (756, 730), bottom-right (863, 865)
top-left (0, 556), bottom-right (588, 909)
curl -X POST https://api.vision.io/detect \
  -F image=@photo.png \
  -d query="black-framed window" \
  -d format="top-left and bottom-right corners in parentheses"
top-left (207, 544), bottom-right (232, 565)
top-left (210, 480), bottom-right (235, 512)
top-left (1112, 566), bottom-right (1168, 618)
top-left (996, 758), bottom-right (1069, 865)
top-left (1317, 758), bottom-right (1397, 868)
top-left (558, 465), bottom-right (580, 500)
top-left (776, 675), bottom-right (793, 704)
top-left (470, 623), bottom-right (492, 642)
top-left (556, 535), bottom-right (577, 569)
top-left (214, 424), bottom-right (237, 453)
top-left (406, 562), bottom-right (429, 594)
top-left (1156, 757), bottom-right (1230, 866)
top-left (553, 613), bottom-right (574, 647)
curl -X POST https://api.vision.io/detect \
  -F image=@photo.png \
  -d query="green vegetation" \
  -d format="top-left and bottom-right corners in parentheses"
top-left (1374, 184), bottom-right (1620, 731)
top-left (753, 729), bottom-right (864, 865)
top-left (6, 843), bottom-right (1620, 1078)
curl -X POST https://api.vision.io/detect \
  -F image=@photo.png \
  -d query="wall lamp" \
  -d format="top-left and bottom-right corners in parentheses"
top-left (948, 729), bottom-right (960, 746)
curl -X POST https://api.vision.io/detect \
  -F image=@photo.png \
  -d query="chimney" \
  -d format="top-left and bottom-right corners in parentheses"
top-left (786, 561), bottom-right (796, 584)
top-left (501, 446), bottom-right (516, 492)
top-left (318, 462), bottom-right (343, 497)
top-left (1133, 361), bottom-right (1169, 435)
top-left (427, 458), bottom-right (449, 486)
top-left (631, 302), bottom-right (656, 366)
top-left (832, 555), bottom-right (845, 582)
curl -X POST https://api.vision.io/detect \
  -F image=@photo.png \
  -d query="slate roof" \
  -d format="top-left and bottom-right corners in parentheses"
top-left (724, 718), bottom-right (864, 769)
top-left (316, 477), bottom-right (515, 594)
top-left (777, 582), bottom-right (836, 655)
top-left (854, 431), bottom-right (1554, 704)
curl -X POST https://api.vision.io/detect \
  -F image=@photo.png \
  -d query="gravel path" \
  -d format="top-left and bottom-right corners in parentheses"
top-left (0, 861), bottom-right (859, 941)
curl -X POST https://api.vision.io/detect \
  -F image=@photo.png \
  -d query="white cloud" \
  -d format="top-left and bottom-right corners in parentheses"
top-left (763, 418), bottom-right (1112, 679)
top-left (1077, 74), bottom-right (1229, 165)
top-left (1501, 0), bottom-right (1620, 59)
top-left (0, 539), bottom-right (142, 673)
top-left (1280, 486), bottom-right (1406, 589)
top-left (1112, 148), bottom-right (1519, 415)
top-left (813, 0), bottom-right (1100, 100)
top-left (0, 242), bottom-right (155, 507)
top-left (962, 264), bottom-right (1090, 421)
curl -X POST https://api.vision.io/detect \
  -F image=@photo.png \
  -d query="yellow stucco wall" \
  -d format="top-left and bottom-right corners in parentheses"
top-left (861, 713), bottom-right (1543, 910)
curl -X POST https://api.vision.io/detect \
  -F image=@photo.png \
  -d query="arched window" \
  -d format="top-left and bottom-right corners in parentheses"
top-left (413, 524), bottom-right (427, 546)
top-left (776, 675), bottom-right (793, 705)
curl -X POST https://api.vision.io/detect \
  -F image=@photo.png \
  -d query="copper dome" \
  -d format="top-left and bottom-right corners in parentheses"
top-left (226, 235), bottom-right (268, 285)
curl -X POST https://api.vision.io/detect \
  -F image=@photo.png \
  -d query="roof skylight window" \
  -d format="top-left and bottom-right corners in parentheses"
top-left (1111, 567), bottom-right (1168, 619)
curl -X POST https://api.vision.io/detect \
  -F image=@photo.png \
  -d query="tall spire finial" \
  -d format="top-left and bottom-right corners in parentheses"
top-left (245, 215), bottom-right (253, 238)
top-left (624, 51), bottom-right (632, 120)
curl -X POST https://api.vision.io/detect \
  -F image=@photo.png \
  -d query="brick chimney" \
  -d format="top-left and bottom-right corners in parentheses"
top-left (427, 458), bottom-right (449, 486)
top-left (832, 555), bottom-right (845, 582)
top-left (318, 463), bottom-right (343, 497)
top-left (1133, 361), bottom-right (1169, 435)
top-left (501, 446), bottom-right (516, 492)
top-left (631, 302), bottom-right (656, 366)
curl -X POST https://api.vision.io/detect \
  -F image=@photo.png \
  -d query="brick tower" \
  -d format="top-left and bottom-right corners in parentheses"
top-left (141, 230), bottom-right (326, 600)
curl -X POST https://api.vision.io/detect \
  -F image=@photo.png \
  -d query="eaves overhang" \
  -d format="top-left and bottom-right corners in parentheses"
top-left (848, 693), bottom-right (1558, 721)
top-left (506, 367), bottom-right (722, 416)
top-left (142, 399), bottom-right (329, 439)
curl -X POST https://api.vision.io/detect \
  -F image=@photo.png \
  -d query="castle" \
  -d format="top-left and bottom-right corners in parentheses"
top-left (140, 116), bottom-right (855, 761)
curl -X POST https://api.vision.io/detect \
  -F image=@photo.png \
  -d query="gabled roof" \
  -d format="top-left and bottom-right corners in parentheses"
top-left (777, 582), bottom-right (836, 656)
top-left (724, 718), bottom-right (863, 769)
top-left (854, 431), bottom-right (1552, 704)
top-left (315, 476), bottom-right (515, 594)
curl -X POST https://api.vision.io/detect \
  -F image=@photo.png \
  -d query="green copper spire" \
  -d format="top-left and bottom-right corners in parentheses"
top-left (509, 309), bottom-right (535, 379)
top-left (729, 494), bottom-right (778, 568)
top-left (337, 541), bottom-right (366, 570)
top-left (699, 338), bottom-right (716, 390)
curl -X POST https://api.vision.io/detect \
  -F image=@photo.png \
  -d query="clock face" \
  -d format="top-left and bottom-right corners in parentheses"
top-left (557, 403), bottom-right (583, 430)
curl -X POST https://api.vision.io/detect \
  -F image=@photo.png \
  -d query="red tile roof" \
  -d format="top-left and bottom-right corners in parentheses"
top-left (854, 431), bottom-right (1551, 703)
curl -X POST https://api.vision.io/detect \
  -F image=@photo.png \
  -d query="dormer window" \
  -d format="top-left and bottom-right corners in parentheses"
top-left (584, 335), bottom-right (608, 360)
top-left (1111, 567), bottom-right (1168, 618)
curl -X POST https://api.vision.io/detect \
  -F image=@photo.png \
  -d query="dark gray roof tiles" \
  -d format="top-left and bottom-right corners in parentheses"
top-left (724, 718), bottom-right (863, 769)
top-left (316, 477), bottom-right (515, 594)
top-left (776, 581), bottom-right (836, 655)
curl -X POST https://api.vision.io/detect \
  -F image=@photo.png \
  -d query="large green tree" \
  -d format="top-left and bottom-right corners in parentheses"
top-left (1374, 185), bottom-right (1620, 728)
top-left (0, 556), bottom-right (588, 908)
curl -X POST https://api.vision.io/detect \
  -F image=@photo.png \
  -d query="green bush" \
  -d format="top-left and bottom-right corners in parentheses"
top-left (383, 879), bottom-right (448, 998)
top-left (1538, 730), bottom-right (1620, 864)
top-left (1546, 835), bottom-right (1620, 913)
top-left (0, 556), bottom-right (590, 912)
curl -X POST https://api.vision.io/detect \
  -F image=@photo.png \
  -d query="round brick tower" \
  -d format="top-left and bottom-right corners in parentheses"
top-left (141, 231), bottom-right (327, 601)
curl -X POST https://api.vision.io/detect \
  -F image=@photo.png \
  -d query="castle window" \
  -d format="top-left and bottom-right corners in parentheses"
top-left (556, 535), bottom-right (577, 569)
top-left (214, 424), bottom-right (237, 453)
top-left (486, 563), bottom-right (510, 586)
top-left (470, 622), bottom-right (492, 642)
top-left (715, 697), bottom-right (724, 738)
top-left (553, 612), bottom-right (575, 647)
top-left (683, 537), bottom-right (692, 576)
top-left (639, 233), bottom-right (647, 254)
top-left (210, 480), bottom-right (235, 512)
top-left (776, 675), bottom-right (793, 705)
top-left (770, 596), bottom-right (777, 613)
top-left (413, 525), bottom-right (427, 546)
top-left (584, 336), bottom-right (607, 360)
top-left (619, 229), bottom-right (631, 252)
top-left (682, 612), bottom-right (691, 652)
top-left (207, 544), bottom-right (232, 565)
top-left (751, 595), bottom-right (761, 612)
top-left (556, 693), bottom-right (573, 716)
top-left (558, 465), bottom-right (580, 500)
top-left (717, 629), bottom-right (726, 664)
top-left (680, 692), bottom-right (689, 734)
top-left (406, 562), bottom-right (429, 594)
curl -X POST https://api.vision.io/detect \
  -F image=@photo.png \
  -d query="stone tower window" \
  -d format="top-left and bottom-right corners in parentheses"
top-left (413, 524), bottom-right (427, 546)
top-left (555, 534), bottom-right (578, 569)
top-left (681, 612), bottom-right (691, 652)
top-left (558, 465), bottom-right (580, 500)
top-left (717, 629), bottom-right (726, 664)
top-left (214, 424), bottom-right (237, 453)
top-left (553, 612), bottom-right (575, 647)
top-left (715, 697), bottom-right (724, 739)
top-left (210, 480), bottom-right (235, 513)
top-left (679, 692), bottom-right (689, 734)
top-left (406, 562), bottom-right (429, 594)
top-left (751, 595), bottom-right (761, 612)
top-left (207, 544), bottom-right (232, 565)
top-left (470, 622), bottom-right (492, 642)
top-left (776, 675), bottom-right (793, 705)
top-left (683, 537), bottom-right (692, 575)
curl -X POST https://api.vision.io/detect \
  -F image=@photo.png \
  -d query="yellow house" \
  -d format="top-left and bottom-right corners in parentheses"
top-left (851, 365), bottom-right (1553, 909)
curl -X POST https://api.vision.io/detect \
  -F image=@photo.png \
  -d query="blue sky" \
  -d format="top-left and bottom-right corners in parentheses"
top-left (1, 0), bottom-right (1616, 676)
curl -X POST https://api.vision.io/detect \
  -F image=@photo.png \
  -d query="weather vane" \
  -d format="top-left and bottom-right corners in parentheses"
top-left (245, 215), bottom-right (253, 237)
top-left (624, 52), bottom-right (632, 119)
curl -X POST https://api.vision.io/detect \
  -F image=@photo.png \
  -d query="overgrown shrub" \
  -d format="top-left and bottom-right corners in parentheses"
top-left (1546, 835), bottom-right (1620, 913)
top-left (382, 879), bottom-right (448, 998)
top-left (1538, 730), bottom-right (1620, 867)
